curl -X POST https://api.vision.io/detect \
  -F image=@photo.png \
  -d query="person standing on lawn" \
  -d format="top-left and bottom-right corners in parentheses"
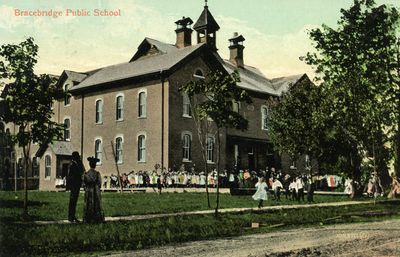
top-left (66, 151), bottom-right (85, 223)
top-left (83, 157), bottom-right (104, 223)
top-left (252, 177), bottom-right (269, 208)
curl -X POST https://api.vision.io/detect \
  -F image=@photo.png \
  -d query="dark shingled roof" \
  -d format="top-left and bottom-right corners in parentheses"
top-left (223, 60), bottom-right (306, 96)
top-left (64, 70), bottom-right (87, 83)
top-left (71, 42), bottom-right (205, 92)
top-left (193, 6), bottom-right (220, 32)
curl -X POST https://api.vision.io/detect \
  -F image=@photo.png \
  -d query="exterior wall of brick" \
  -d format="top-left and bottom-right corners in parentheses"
top-left (79, 79), bottom-right (168, 176)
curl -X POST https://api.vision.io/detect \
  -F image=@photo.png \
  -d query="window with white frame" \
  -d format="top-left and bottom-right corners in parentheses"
top-left (64, 118), bottom-right (71, 141)
top-left (182, 93), bottom-right (192, 117)
top-left (115, 137), bottom-right (123, 164)
top-left (261, 106), bottom-right (269, 130)
top-left (182, 133), bottom-right (192, 161)
top-left (64, 83), bottom-right (71, 106)
top-left (206, 135), bottom-right (215, 163)
top-left (95, 99), bottom-right (103, 124)
top-left (305, 154), bottom-right (311, 169)
top-left (137, 134), bottom-right (146, 162)
top-left (138, 91), bottom-right (147, 118)
top-left (95, 139), bottom-right (102, 164)
top-left (45, 155), bottom-right (51, 178)
top-left (116, 95), bottom-right (124, 121)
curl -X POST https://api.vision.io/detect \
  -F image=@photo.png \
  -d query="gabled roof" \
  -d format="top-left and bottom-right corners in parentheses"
top-left (64, 70), bottom-right (87, 83)
top-left (193, 6), bottom-right (220, 32)
top-left (223, 60), bottom-right (306, 96)
top-left (36, 141), bottom-right (76, 157)
top-left (130, 38), bottom-right (178, 62)
top-left (71, 41), bottom-right (206, 92)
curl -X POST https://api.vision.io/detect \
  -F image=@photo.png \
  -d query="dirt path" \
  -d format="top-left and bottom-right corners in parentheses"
top-left (104, 219), bottom-right (400, 257)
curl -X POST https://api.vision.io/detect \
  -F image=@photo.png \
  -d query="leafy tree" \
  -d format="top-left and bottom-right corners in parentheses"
top-left (303, 0), bottom-right (399, 191)
top-left (0, 37), bottom-right (63, 217)
top-left (180, 70), bottom-right (251, 215)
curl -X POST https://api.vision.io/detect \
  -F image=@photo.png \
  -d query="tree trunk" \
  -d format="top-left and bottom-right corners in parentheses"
top-left (350, 146), bottom-right (362, 199)
top-left (22, 147), bottom-right (29, 219)
top-left (215, 127), bottom-right (221, 216)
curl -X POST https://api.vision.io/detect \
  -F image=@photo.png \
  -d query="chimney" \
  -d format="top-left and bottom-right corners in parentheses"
top-left (175, 17), bottom-right (193, 48)
top-left (228, 32), bottom-right (245, 68)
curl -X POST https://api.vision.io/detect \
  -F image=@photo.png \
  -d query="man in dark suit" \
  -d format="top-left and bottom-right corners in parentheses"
top-left (66, 151), bottom-right (85, 222)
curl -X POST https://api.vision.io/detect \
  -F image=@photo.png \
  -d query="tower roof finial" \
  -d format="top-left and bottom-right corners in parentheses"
top-left (205, 0), bottom-right (208, 7)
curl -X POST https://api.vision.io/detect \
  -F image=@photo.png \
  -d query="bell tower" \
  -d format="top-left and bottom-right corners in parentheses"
top-left (193, 0), bottom-right (220, 51)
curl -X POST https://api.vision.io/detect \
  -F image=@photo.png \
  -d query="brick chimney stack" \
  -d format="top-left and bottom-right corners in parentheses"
top-left (229, 32), bottom-right (245, 68)
top-left (175, 17), bottom-right (193, 48)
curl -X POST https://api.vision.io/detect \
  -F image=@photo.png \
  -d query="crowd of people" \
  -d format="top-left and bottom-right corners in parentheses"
top-left (65, 153), bottom-right (400, 222)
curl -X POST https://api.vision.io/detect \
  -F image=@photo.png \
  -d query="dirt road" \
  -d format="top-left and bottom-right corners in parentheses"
top-left (105, 219), bottom-right (400, 257)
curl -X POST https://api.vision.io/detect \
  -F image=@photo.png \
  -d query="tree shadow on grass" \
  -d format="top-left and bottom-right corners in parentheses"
top-left (0, 199), bottom-right (48, 208)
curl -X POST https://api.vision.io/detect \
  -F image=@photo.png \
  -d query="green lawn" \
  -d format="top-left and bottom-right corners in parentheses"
top-left (0, 190), bottom-right (354, 221)
top-left (0, 198), bottom-right (399, 257)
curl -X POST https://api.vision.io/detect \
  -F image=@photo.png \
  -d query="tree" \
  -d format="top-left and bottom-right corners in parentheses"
top-left (0, 37), bottom-right (63, 217)
top-left (303, 0), bottom-right (399, 192)
top-left (180, 70), bottom-right (251, 215)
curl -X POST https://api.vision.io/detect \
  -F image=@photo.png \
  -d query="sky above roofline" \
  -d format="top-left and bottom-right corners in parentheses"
top-left (0, 0), bottom-right (398, 88)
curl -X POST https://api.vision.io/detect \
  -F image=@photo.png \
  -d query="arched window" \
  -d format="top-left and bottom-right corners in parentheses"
top-left (45, 155), bottom-right (51, 178)
top-left (95, 139), bottom-right (102, 164)
top-left (138, 91), bottom-right (147, 118)
top-left (95, 99), bottom-right (103, 124)
top-left (182, 132), bottom-right (192, 161)
top-left (182, 93), bottom-right (191, 117)
top-left (64, 118), bottom-right (71, 141)
top-left (116, 95), bottom-right (124, 121)
top-left (115, 136), bottom-right (123, 164)
top-left (206, 135), bottom-right (215, 163)
top-left (261, 106), bottom-right (269, 130)
top-left (138, 135), bottom-right (146, 162)
top-left (64, 83), bottom-right (71, 106)
top-left (193, 69), bottom-right (205, 79)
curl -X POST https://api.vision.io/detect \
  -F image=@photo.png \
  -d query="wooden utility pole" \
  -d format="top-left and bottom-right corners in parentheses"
top-left (110, 141), bottom-right (123, 193)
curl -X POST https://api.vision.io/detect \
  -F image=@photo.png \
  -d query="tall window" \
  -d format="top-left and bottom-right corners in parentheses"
top-left (64, 83), bottom-right (71, 106)
top-left (95, 139), bottom-right (102, 164)
top-left (138, 91), bottom-right (147, 118)
top-left (138, 135), bottom-right (146, 162)
top-left (182, 93), bottom-right (192, 117)
top-left (115, 137), bottom-right (123, 164)
top-left (32, 157), bottom-right (39, 177)
top-left (232, 100), bottom-right (240, 113)
top-left (261, 106), bottom-right (269, 130)
top-left (182, 133), bottom-right (192, 161)
top-left (206, 135), bottom-right (215, 163)
top-left (95, 99), bottom-right (103, 124)
top-left (45, 155), bottom-right (51, 178)
top-left (64, 118), bottom-right (71, 141)
top-left (116, 95), bottom-right (124, 121)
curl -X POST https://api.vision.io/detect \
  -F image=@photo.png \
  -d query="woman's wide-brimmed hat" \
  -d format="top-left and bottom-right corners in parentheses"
top-left (87, 156), bottom-right (100, 165)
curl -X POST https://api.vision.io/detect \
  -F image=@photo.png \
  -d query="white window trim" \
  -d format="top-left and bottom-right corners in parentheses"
top-left (193, 68), bottom-right (205, 79)
top-left (182, 93), bottom-right (192, 118)
top-left (44, 154), bottom-right (51, 180)
top-left (95, 98), bottom-right (103, 125)
top-left (261, 105), bottom-right (269, 131)
top-left (181, 131), bottom-right (192, 162)
top-left (206, 134), bottom-right (215, 164)
top-left (94, 137), bottom-right (103, 165)
top-left (115, 135), bottom-right (124, 164)
top-left (137, 88), bottom-right (147, 118)
top-left (137, 132), bottom-right (147, 163)
top-left (116, 93), bottom-right (124, 121)
top-left (63, 116), bottom-right (71, 141)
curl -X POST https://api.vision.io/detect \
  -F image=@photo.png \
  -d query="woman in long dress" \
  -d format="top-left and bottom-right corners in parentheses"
top-left (252, 177), bottom-right (268, 208)
top-left (83, 157), bottom-right (104, 223)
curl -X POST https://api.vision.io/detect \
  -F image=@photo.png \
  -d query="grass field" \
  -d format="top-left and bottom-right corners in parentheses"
top-left (1, 191), bottom-right (397, 257)
top-left (0, 190), bottom-right (353, 221)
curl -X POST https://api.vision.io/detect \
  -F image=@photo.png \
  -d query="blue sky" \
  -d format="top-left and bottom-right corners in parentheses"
top-left (0, 0), bottom-right (398, 81)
